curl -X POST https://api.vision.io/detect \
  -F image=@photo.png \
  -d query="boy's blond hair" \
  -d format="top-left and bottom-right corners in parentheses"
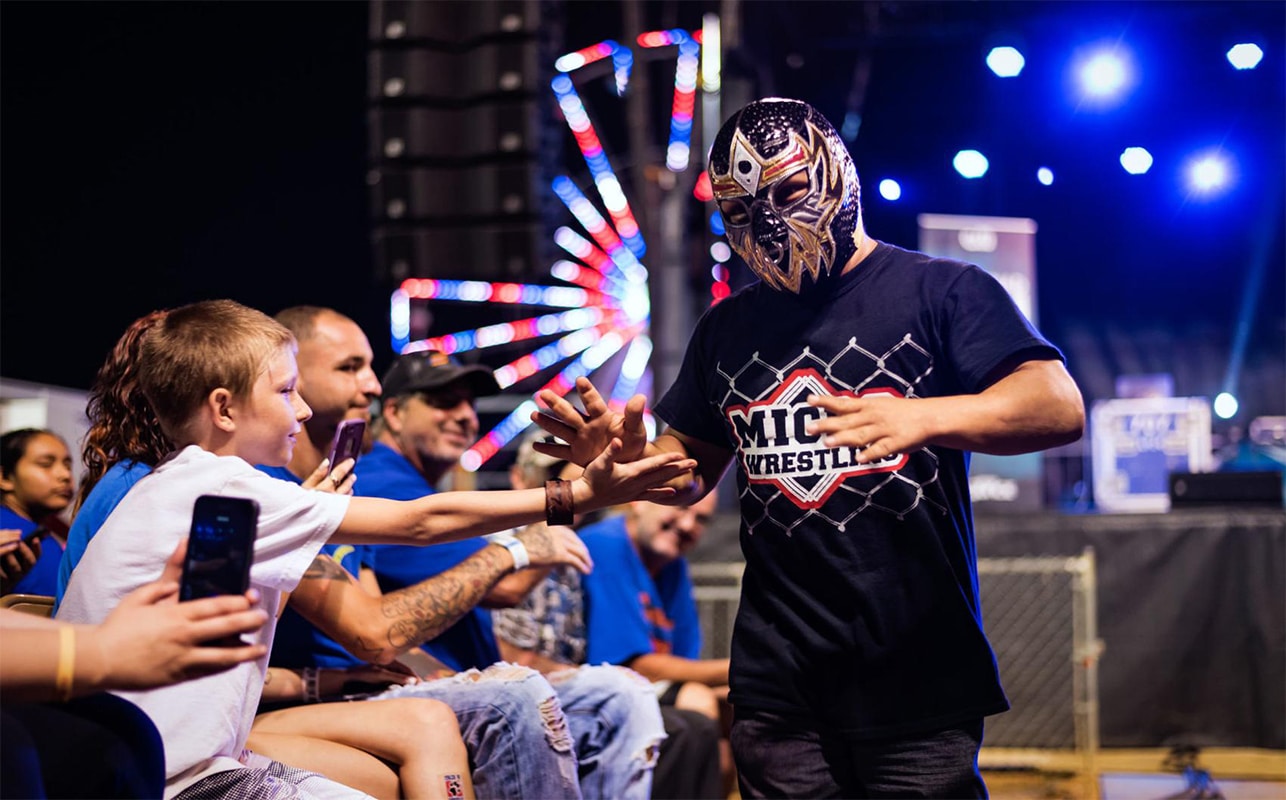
top-left (139, 299), bottom-right (295, 444)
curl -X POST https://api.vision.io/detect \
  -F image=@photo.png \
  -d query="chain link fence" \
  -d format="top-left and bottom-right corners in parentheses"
top-left (691, 549), bottom-right (1103, 795)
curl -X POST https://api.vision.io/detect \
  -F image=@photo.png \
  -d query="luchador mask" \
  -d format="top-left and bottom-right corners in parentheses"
top-left (708, 98), bottom-right (861, 294)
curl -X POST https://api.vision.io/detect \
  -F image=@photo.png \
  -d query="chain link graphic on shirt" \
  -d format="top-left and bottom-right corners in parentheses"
top-left (713, 335), bottom-right (947, 535)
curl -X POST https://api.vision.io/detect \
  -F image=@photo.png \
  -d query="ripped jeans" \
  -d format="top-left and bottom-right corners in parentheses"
top-left (375, 662), bottom-right (664, 800)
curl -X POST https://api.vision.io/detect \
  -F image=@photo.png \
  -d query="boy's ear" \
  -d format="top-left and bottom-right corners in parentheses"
top-left (209, 387), bottom-right (237, 432)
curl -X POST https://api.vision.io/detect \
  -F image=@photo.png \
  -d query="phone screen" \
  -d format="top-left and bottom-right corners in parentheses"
top-left (181, 495), bottom-right (259, 602)
top-left (326, 418), bottom-right (367, 470)
top-left (181, 495), bottom-right (259, 646)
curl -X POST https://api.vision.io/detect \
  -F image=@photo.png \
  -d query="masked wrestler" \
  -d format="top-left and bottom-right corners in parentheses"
top-left (531, 97), bottom-right (1085, 799)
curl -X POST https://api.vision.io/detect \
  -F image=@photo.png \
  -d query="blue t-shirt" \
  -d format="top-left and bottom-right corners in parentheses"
top-left (3, 506), bottom-right (64, 597)
top-left (653, 241), bottom-right (1063, 736)
top-left (251, 464), bottom-right (370, 670)
top-left (356, 442), bottom-right (499, 672)
top-left (54, 460), bottom-right (154, 609)
top-left (580, 514), bottom-right (702, 666)
top-left (255, 464), bottom-right (368, 670)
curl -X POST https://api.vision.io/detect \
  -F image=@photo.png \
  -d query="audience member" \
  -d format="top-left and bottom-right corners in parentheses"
top-left (263, 309), bottom-right (665, 800)
top-left (56, 299), bottom-right (693, 798)
top-left (493, 433), bottom-right (725, 800)
top-left (2, 538), bottom-right (266, 799)
top-left (1, 428), bottom-right (74, 596)
top-left (577, 493), bottom-right (735, 793)
top-left (58, 309), bottom-right (172, 608)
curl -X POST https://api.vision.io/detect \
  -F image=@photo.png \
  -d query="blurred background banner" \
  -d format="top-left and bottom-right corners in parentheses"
top-left (919, 213), bottom-right (1044, 512)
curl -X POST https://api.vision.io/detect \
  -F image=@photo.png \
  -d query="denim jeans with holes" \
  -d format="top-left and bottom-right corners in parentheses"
top-left (376, 662), bottom-right (664, 800)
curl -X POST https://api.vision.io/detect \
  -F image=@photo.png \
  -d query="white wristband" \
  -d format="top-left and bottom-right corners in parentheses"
top-left (498, 537), bottom-right (530, 571)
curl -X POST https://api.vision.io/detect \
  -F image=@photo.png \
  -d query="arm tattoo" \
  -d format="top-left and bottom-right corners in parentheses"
top-left (375, 545), bottom-right (512, 654)
top-left (302, 555), bottom-right (352, 581)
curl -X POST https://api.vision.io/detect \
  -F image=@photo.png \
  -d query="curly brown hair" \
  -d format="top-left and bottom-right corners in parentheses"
top-left (76, 309), bottom-right (172, 513)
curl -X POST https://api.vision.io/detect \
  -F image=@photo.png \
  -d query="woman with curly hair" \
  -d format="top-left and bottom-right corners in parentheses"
top-left (57, 309), bottom-right (171, 607)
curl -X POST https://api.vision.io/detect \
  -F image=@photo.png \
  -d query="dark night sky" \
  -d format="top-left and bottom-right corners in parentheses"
top-left (2, 0), bottom-right (1283, 421)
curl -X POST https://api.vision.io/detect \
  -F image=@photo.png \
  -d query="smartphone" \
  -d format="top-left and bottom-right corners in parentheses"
top-left (180, 495), bottom-right (259, 645)
top-left (21, 526), bottom-right (50, 545)
top-left (21, 515), bottom-right (67, 545)
top-left (326, 418), bottom-right (366, 471)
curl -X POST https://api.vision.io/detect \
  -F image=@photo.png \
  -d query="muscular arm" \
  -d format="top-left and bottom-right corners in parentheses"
top-left (625, 652), bottom-right (729, 686)
top-left (482, 564), bottom-right (553, 608)
top-left (650, 430), bottom-right (735, 505)
top-left (288, 547), bottom-right (521, 665)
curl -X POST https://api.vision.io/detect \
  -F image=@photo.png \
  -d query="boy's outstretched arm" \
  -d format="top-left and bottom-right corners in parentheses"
top-left (335, 439), bottom-right (698, 546)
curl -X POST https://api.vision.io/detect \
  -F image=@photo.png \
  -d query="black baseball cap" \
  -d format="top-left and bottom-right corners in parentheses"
top-left (380, 350), bottom-right (501, 399)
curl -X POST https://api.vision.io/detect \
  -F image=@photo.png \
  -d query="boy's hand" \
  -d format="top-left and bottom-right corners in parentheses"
top-left (578, 438), bottom-right (697, 511)
top-left (532, 377), bottom-right (649, 466)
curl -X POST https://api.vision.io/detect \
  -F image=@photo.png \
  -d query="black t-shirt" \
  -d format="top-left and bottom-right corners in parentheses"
top-left (654, 241), bottom-right (1063, 736)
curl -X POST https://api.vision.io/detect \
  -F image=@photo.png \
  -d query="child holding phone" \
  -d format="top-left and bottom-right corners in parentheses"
top-left (57, 299), bottom-right (696, 798)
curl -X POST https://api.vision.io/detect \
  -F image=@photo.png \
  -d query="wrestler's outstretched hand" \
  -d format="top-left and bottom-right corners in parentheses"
top-left (532, 377), bottom-right (649, 466)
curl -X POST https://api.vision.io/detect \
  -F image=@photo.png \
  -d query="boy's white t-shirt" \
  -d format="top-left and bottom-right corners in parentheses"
top-left (57, 445), bottom-right (351, 797)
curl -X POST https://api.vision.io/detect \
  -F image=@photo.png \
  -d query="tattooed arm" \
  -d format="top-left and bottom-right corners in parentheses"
top-left (287, 523), bottom-right (591, 666)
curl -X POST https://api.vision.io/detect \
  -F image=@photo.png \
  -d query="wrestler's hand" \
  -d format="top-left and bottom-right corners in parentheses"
top-left (532, 377), bottom-right (649, 466)
top-left (301, 457), bottom-right (356, 495)
top-left (515, 524), bottom-right (593, 574)
top-left (805, 392), bottom-right (933, 464)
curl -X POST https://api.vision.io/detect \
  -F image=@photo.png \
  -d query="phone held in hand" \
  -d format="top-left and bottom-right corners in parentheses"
top-left (326, 418), bottom-right (367, 472)
top-left (181, 495), bottom-right (259, 646)
top-left (21, 515), bottom-right (68, 545)
top-left (21, 526), bottom-right (50, 545)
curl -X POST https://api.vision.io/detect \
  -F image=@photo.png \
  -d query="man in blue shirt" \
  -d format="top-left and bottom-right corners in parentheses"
top-left (579, 496), bottom-right (726, 694)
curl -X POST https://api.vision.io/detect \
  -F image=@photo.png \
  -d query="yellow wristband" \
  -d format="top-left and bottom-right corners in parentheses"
top-left (55, 625), bottom-right (76, 702)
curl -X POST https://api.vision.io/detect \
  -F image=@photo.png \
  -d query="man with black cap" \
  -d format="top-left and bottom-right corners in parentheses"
top-left (356, 349), bottom-right (667, 800)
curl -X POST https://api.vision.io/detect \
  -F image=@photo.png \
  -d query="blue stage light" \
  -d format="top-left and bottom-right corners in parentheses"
top-left (953, 150), bottom-right (989, 179)
top-left (1185, 150), bottom-right (1233, 195)
top-left (1081, 52), bottom-right (1126, 96)
top-left (878, 179), bottom-right (902, 201)
top-left (1119, 147), bottom-right (1153, 175)
top-left (1037, 167), bottom-right (1054, 186)
top-left (1072, 45), bottom-right (1136, 107)
top-left (986, 46), bottom-right (1026, 78)
top-left (1226, 43), bottom-right (1264, 70)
